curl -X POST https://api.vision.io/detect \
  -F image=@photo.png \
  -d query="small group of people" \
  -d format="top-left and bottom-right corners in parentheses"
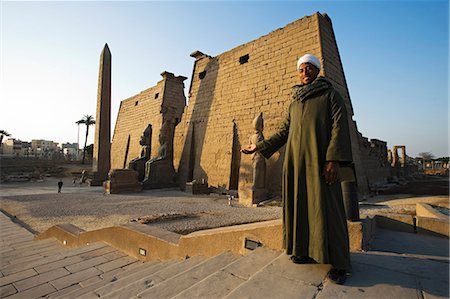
top-left (242, 54), bottom-right (352, 284)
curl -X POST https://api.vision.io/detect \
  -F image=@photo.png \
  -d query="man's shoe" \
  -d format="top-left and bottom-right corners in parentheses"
top-left (327, 268), bottom-right (348, 285)
top-left (290, 256), bottom-right (317, 264)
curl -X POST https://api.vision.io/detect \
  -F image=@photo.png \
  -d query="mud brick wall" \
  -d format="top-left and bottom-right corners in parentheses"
top-left (111, 72), bottom-right (186, 169)
top-left (173, 12), bottom-right (368, 196)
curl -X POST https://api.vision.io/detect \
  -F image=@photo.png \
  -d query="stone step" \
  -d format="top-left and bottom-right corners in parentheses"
top-left (72, 262), bottom-right (179, 299)
top-left (0, 246), bottom-right (64, 269)
top-left (46, 264), bottom-right (142, 299)
top-left (52, 260), bottom-right (160, 299)
top-left (0, 234), bottom-right (33, 246)
top-left (224, 253), bottom-right (331, 299)
top-left (88, 256), bottom-right (207, 299)
top-left (134, 252), bottom-right (240, 299)
top-left (1, 242), bottom-right (108, 276)
top-left (0, 243), bottom-right (137, 298)
top-left (1, 239), bottom-right (65, 263)
top-left (172, 247), bottom-right (283, 299)
top-left (5, 282), bottom-right (57, 299)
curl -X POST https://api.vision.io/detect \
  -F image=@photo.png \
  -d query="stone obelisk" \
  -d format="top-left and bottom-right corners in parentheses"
top-left (91, 44), bottom-right (111, 186)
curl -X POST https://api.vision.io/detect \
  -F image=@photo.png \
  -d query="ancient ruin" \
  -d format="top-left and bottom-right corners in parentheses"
top-left (110, 71), bottom-right (187, 188)
top-left (142, 118), bottom-right (177, 188)
top-left (103, 168), bottom-right (142, 194)
top-left (109, 12), bottom-right (421, 199)
top-left (391, 145), bottom-right (406, 167)
top-left (173, 12), bottom-right (367, 204)
top-left (91, 44), bottom-right (112, 186)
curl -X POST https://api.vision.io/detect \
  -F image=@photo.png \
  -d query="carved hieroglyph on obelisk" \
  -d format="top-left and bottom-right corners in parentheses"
top-left (91, 44), bottom-right (111, 186)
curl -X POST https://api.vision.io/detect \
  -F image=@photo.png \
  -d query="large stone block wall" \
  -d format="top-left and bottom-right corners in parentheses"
top-left (111, 85), bottom-right (164, 169)
top-left (173, 12), bottom-right (368, 196)
top-left (317, 14), bottom-right (368, 194)
top-left (358, 135), bottom-right (391, 190)
top-left (111, 72), bottom-right (186, 169)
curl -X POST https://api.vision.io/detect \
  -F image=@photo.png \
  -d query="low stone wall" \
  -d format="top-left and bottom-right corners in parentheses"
top-left (36, 219), bottom-right (369, 262)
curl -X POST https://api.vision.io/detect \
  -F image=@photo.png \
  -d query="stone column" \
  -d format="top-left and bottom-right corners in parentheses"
top-left (91, 44), bottom-right (112, 186)
top-left (392, 146), bottom-right (399, 167)
top-left (400, 146), bottom-right (406, 167)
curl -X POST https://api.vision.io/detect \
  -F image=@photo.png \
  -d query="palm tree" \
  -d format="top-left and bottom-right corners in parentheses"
top-left (77, 115), bottom-right (95, 164)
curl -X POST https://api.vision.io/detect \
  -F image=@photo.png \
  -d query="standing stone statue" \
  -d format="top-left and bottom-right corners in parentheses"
top-left (251, 113), bottom-right (267, 201)
top-left (128, 124), bottom-right (152, 181)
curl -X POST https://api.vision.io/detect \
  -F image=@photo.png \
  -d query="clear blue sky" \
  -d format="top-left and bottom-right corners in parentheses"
top-left (1, 1), bottom-right (448, 158)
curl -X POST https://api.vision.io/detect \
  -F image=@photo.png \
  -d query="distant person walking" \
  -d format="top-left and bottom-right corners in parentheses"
top-left (57, 179), bottom-right (63, 193)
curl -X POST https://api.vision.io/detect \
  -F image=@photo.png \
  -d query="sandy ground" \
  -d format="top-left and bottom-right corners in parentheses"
top-left (0, 177), bottom-right (448, 235)
top-left (0, 178), bottom-right (282, 234)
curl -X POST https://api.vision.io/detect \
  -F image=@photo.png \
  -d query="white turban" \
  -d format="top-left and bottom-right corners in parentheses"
top-left (297, 54), bottom-right (321, 71)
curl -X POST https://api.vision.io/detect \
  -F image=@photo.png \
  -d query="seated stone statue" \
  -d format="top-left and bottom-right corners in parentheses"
top-left (128, 124), bottom-right (152, 181)
top-left (142, 121), bottom-right (176, 188)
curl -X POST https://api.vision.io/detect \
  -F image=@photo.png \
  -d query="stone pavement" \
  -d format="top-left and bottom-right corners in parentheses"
top-left (1, 210), bottom-right (448, 298)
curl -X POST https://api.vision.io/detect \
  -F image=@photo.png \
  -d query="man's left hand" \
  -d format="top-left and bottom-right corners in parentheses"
top-left (323, 161), bottom-right (339, 185)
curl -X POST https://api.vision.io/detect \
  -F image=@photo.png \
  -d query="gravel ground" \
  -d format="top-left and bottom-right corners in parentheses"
top-left (0, 180), bottom-right (282, 234)
top-left (1, 178), bottom-right (447, 235)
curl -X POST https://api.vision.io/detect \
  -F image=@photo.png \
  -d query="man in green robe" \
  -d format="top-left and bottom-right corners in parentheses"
top-left (242, 54), bottom-right (352, 284)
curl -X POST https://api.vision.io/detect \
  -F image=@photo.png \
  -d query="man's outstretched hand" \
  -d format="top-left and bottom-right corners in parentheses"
top-left (241, 144), bottom-right (257, 154)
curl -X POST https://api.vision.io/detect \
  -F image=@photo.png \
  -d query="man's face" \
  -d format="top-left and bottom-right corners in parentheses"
top-left (298, 62), bottom-right (320, 85)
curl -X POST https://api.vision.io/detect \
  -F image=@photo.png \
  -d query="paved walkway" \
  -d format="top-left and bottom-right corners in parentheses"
top-left (1, 210), bottom-right (448, 298)
top-left (1, 180), bottom-right (449, 298)
top-left (0, 212), bottom-right (141, 298)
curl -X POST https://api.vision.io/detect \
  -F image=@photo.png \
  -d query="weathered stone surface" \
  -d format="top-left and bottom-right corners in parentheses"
top-left (14, 267), bottom-right (70, 291)
top-left (6, 283), bottom-right (56, 299)
top-left (91, 43), bottom-right (112, 186)
top-left (225, 264), bottom-right (320, 299)
top-left (87, 261), bottom-right (180, 298)
top-left (0, 268), bottom-right (37, 287)
top-left (110, 72), bottom-right (187, 172)
top-left (137, 252), bottom-right (239, 298)
top-left (416, 203), bottom-right (448, 220)
top-left (49, 267), bottom-right (103, 290)
top-left (128, 124), bottom-right (152, 181)
top-left (103, 169), bottom-right (142, 194)
top-left (173, 248), bottom-right (282, 299)
top-left (174, 12), bottom-right (368, 196)
top-left (185, 180), bottom-right (210, 194)
top-left (239, 113), bottom-right (267, 206)
top-left (0, 284), bottom-right (17, 297)
top-left (95, 256), bottom-right (136, 273)
top-left (416, 216), bottom-right (449, 238)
